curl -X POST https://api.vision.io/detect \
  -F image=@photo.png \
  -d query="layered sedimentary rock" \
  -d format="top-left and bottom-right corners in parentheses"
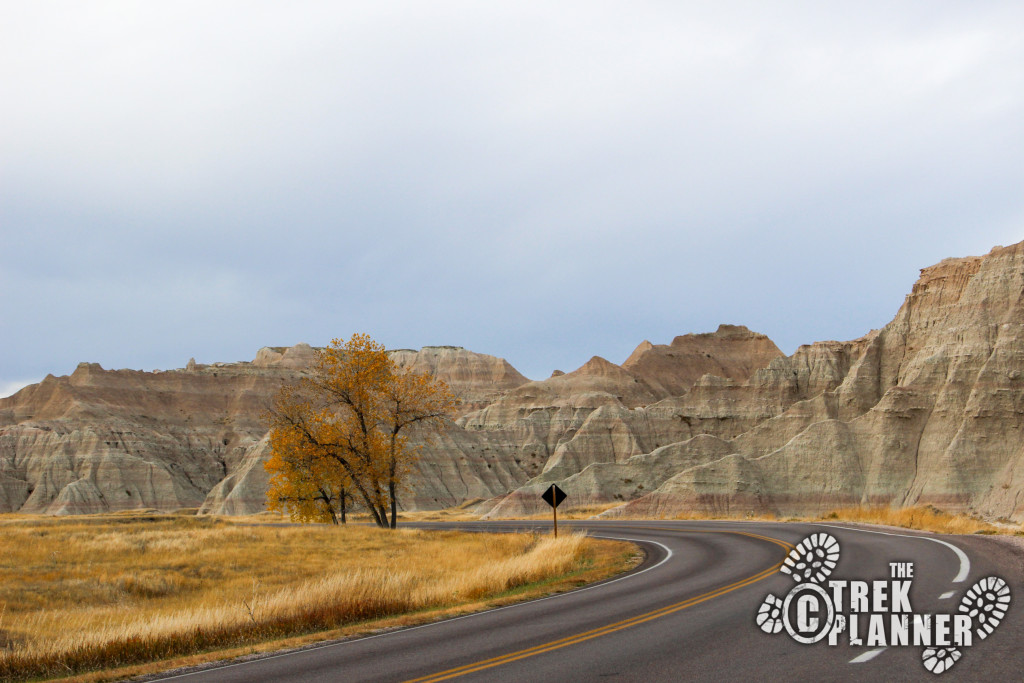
top-left (464, 326), bottom-right (786, 513)
top-left (491, 242), bottom-right (1024, 522)
top-left (389, 346), bottom-right (529, 416)
top-left (622, 325), bottom-right (784, 397)
top-left (0, 357), bottom-right (289, 515)
top-left (459, 326), bottom-right (783, 487)
top-left (6, 241), bottom-right (1024, 521)
top-left (0, 346), bottom-right (531, 515)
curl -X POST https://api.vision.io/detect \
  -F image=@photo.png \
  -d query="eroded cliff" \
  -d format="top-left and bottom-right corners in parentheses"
top-left (491, 243), bottom-right (1024, 521)
top-left (5, 242), bottom-right (1024, 521)
top-left (0, 345), bottom-right (531, 514)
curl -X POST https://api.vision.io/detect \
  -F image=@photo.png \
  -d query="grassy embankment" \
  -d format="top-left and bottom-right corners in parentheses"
top-left (0, 513), bottom-right (636, 682)
top-left (814, 505), bottom-right (1013, 535)
top-left (446, 500), bottom-right (1020, 536)
top-left (672, 504), bottom-right (1017, 535)
top-left (400, 501), bottom-right (626, 522)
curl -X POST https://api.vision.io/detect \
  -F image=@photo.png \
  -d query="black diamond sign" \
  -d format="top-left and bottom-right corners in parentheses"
top-left (541, 484), bottom-right (567, 508)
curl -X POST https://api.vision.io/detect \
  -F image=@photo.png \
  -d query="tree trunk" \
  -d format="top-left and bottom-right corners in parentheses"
top-left (388, 453), bottom-right (398, 529)
top-left (370, 480), bottom-right (389, 528)
top-left (319, 493), bottom-right (338, 525)
top-left (340, 459), bottom-right (386, 527)
top-left (340, 488), bottom-right (347, 524)
top-left (389, 480), bottom-right (397, 529)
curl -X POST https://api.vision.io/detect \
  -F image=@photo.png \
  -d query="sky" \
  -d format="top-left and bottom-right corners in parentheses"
top-left (2, 1), bottom-right (1023, 395)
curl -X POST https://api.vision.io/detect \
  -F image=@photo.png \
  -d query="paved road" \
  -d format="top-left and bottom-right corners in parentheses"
top-left (151, 521), bottom-right (1023, 682)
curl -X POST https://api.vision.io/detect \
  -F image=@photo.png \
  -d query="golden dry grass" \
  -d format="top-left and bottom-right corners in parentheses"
top-left (487, 502), bottom-right (633, 522)
top-left (551, 503), bottom-right (628, 519)
top-left (392, 508), bottom-right (481, 522)
top-left (394, 500), bottom-right (1020, 536)
top-left (0, 514), bottom-right (631, 681)
top-left (816, 505), bottom-right (1002, 535)
top-left (663, 504), bottom-right (1011, 534)
top-left (668, 510), bottom-right (781, 522)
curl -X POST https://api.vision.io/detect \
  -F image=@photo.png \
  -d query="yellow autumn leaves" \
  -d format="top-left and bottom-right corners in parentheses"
top-left (265, 334), bottom-right (457, 528)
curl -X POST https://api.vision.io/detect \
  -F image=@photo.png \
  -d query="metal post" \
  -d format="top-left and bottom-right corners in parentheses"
top-left (553, 501), bottom-right (558, 538)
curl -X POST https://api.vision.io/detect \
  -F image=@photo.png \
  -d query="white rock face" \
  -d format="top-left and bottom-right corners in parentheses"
top-left (389, 346), bottom-right (529, 414)
top-left (500, 242), bottom-right (1024, 522)
top-left (6, 242), bottom-right (1024, 520)
top-left (0, 346), bottom-right (532, 515)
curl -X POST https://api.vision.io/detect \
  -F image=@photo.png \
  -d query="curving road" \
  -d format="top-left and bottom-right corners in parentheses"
top-left (150, 521), bottom-right (1023, 682)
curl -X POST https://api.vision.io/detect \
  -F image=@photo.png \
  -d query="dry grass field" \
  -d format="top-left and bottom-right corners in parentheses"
top-left (815, 505), bottom-right (1008, 534)
top-left (0, 513), bottom-right (634, 682)
top-left (406, 496), bottom-right (1023, 538)
top-left (667, 504), bottom-right (1016, 535)
top-left (412, 500), bottom-right (1020, 534)
top-left (3, 502), bottom-right (1007, 680)
top-left (400, 501), bottom-right (626, 523)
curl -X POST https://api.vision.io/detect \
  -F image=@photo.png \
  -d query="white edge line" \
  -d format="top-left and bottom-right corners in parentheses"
top-left (150, 532), bottom-right (673, 681)
top-left (939, 591), bottom-right (955, 599)
top-left (815, 523), bottom-right (970, 583)
top-left (850, 647), bottom-right (887, 663)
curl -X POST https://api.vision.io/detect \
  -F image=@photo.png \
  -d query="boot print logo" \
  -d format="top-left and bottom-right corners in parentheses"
top-left (756, 532), bottom-right (1011, 675)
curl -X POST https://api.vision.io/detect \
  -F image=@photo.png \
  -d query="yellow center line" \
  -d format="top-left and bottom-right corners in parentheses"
top-left (403, 527), bottom-right (793, 683)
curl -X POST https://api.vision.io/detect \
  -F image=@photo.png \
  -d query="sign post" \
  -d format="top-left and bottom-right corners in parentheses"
top-left (540, 484), bottom-right (567, 537)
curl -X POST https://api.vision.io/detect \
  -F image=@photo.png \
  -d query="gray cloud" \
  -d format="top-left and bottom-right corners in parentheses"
top-left (2, 1), bottom-right (1022, 389)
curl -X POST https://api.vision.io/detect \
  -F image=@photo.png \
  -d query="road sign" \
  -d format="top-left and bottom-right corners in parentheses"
top-left (540, 484), bottom-right (567, 536)
top-left (541, 484), bottom-right (566, 508)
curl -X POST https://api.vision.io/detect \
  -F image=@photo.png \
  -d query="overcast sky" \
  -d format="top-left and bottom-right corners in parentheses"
top-left (2, 1), bottom-right (1022, 395)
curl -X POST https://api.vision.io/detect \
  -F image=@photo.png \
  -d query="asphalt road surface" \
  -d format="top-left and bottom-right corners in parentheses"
top-left (151, 520), bottom-right (1023, 682)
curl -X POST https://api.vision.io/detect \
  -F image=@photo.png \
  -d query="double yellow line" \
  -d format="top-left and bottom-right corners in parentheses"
top-left (405, 528), bottom-right (793, 683)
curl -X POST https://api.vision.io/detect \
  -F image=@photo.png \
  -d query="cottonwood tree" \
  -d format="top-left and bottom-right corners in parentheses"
top-left (265, 416), bottom-right (355, 524)
top-left (265, 334), bottom-right (457, 528)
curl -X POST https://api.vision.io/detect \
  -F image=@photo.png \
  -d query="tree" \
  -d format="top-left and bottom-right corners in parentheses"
top-left (264, 334), bottom-right (457, 528)
top-left (265, 411), bottom-right (355, 524)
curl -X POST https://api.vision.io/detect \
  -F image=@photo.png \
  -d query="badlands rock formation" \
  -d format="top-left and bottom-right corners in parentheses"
top-left (389, 345), bottom-right (528, 414)
top-left (0, 346), bottom-right (531, 514)
top-left (488, 242), bottom-right (1024, 522)
top-left (4, 241), bottom-right (1024, 521)
top-left (460, 326), bottom-right (784, 494)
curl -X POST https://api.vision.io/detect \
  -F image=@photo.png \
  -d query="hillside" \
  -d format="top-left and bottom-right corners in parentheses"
top-left (4, 241), bottom-right (1024, 521)
top-left (488, 242), bottom-right (1024, 521)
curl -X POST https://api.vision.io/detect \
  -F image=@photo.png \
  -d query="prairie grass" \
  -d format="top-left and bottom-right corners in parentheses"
top-left (816, 505), bottom-right (1001, 535)
top-left (489, 502), bottom-right (634, 522)
top-left (391, 508), bottom-right (481, 522)
top-left (553, 503), bottom-right (628, 519)
top-left (660, 504), bottom-right (1010, 534)
top-left (668, 510), bottom-right (781, 522)
top-left (0, 514), bottom-right (627, 681)
top-left (397, 500), bottom-right (1019, 536)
